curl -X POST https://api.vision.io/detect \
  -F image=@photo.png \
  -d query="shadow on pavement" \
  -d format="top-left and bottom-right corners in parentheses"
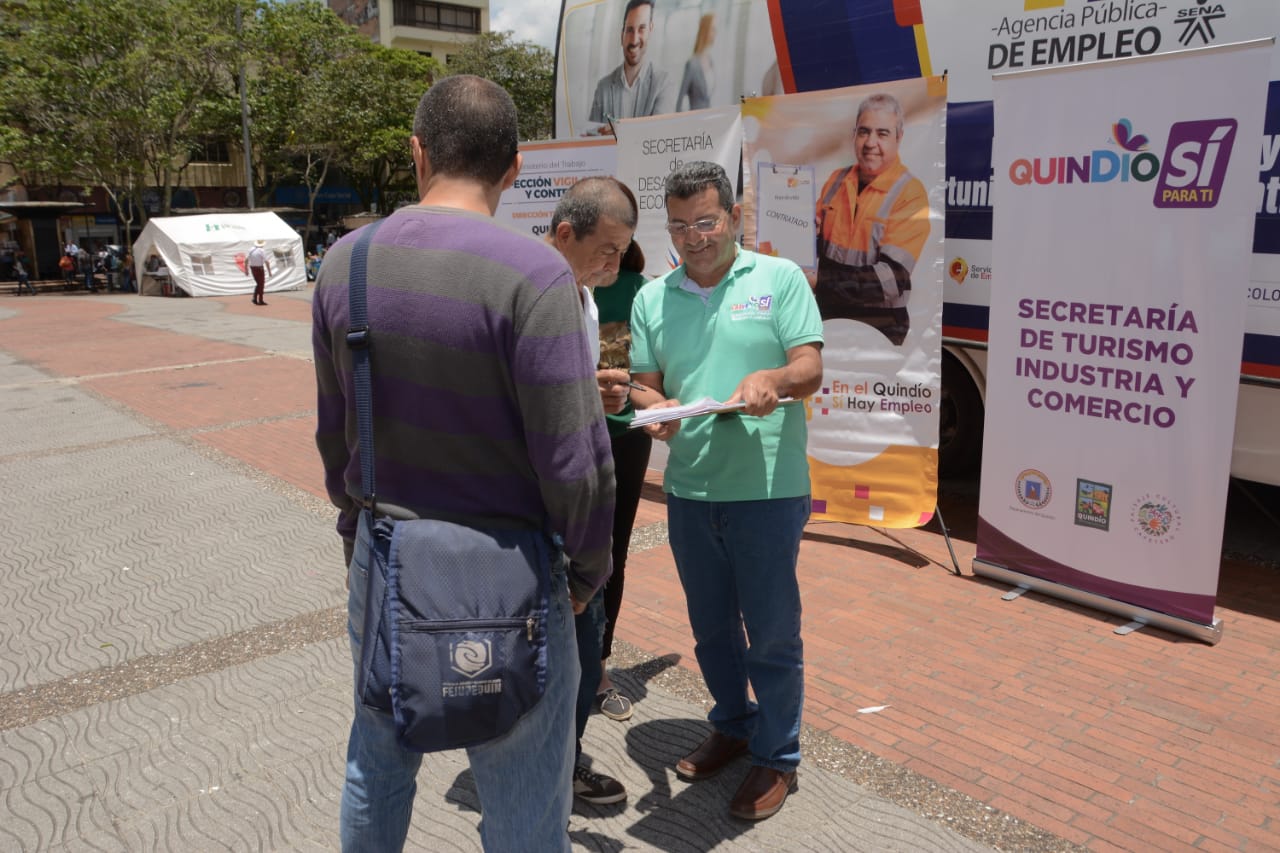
top-left (619, 718), bottom-right (753, 853)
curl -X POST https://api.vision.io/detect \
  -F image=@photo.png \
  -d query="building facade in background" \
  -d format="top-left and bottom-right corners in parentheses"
top-left (330, 0), bottom-right (489, 63)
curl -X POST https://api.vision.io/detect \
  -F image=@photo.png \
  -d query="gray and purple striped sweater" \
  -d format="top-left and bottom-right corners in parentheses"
top-left (312, 205), bottom-right (616, 601)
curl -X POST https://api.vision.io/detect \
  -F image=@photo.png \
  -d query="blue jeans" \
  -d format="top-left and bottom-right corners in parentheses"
top-left (340, 514), bottom-right (579, 852)
top-left (666, 494), bottom-right (809, 772)
top-left (574, 592), bottom-right (606, 759)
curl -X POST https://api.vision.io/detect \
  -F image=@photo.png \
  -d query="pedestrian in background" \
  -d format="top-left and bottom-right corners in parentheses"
top-left (246, 239), bottom-right (270, 305)
top-left (13, 249), bottom-right (34, 295)
top-left (78, 246), bottom-right (96, 292)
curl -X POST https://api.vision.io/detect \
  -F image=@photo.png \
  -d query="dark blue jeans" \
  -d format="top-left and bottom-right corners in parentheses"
top-left (574, 591), bottom-right (605, 759)
top-left (667, 494), bottom-right (810, 772)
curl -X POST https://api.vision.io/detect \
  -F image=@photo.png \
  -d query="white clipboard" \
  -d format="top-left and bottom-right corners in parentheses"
top-left (754, 163), bottom-right (817, 269)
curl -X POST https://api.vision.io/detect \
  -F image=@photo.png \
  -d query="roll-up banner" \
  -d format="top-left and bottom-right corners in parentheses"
top-left (495, 138), bottom-right (618, 241)
top-left (741, 78), bottom-right (947, 528)
top-left (920, 0), bottom-right (1280, 377)
top-left (612, 105), bottom-right (744, 280)
top-left (976, 42), bottom-right (1273, 642)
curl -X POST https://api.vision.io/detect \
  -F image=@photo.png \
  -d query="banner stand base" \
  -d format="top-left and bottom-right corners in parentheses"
top-left (973, 559), bottom-right (1223, 646)
top-left (934, 504), bottom-right (962, 576)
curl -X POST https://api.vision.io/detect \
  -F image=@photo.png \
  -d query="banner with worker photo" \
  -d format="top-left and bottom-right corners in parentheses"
top-left (554, 0), bottom-right (779, 139)
top-left (741, 77), bottom-right (947, 528)
top-left (612, 105), bottom-right (743, 280)
top-left (976, 43), bottom-right (1271, 630)
top-left (495, 138), bottom-right (617, 241)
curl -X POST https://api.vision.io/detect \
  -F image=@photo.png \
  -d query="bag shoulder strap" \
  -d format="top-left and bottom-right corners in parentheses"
top-left (343, 217), bottom-right (556, 541)
top-left (345, 218), bottom-right (385, 515)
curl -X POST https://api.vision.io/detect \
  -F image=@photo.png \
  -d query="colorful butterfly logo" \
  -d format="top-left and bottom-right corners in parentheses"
top-left (1112, 118), bottom-right (1149, 152)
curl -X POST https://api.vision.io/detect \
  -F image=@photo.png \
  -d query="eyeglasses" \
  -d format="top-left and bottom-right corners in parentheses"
top-left (665, 216), bottom-right (721, 238)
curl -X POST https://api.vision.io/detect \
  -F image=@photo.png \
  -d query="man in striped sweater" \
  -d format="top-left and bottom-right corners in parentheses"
top-left (313, 75), bottom-right (616, 852)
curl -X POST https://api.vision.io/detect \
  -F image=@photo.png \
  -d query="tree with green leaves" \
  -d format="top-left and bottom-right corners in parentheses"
top-left (444, 31), bottom-right (554, 142)
top-left (0, 0), bottom-right (441, 241)
top-left (0, 0), bottom-right (241, 240)
top-left (248, 1), bottom-right (435, 230)
top-left (329, 44), bottom-right (437, 213)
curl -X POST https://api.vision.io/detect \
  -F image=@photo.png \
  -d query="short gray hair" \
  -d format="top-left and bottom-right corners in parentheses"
top-left (855, 92), bottom-right (904, 137)
top-left (550, 177), bottom-right (638, 239)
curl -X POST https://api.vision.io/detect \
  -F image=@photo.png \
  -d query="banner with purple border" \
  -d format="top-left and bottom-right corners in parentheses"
top-left (977, 43), bottom-right (1272, 630)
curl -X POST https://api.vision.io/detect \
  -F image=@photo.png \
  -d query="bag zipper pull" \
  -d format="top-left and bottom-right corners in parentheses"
top-left (526, 616), bottom-right (535, 641)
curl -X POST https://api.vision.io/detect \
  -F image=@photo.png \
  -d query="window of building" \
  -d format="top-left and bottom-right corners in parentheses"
top-left (393, 1), bottom-right (480, 33)
top-left (191, 140), bottom-right (232, 164)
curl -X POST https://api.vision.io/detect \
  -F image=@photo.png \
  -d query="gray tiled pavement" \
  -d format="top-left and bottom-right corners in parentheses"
top-left (0, 292), bottom-right (1004, 852)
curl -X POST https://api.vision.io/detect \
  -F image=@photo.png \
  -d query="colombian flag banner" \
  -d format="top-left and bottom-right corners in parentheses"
top-left (976, 43), bottom-right (1271, 639)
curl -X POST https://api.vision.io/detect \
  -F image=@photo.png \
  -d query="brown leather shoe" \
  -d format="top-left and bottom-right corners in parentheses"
top-left (675, 731), bottom-right (749, 781)
top-left (729, 766), bottom-right (797, 820)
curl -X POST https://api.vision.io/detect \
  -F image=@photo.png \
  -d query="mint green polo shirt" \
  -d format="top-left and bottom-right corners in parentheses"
top-left (630, 249), bottom-right (824, 501)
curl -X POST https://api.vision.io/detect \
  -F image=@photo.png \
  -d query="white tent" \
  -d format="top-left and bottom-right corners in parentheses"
top-left (131, 212), bottom-right (306, 297)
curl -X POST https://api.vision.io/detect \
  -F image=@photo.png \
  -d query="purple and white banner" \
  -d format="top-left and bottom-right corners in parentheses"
top-left (976, 42), bottom-right (1272, 630)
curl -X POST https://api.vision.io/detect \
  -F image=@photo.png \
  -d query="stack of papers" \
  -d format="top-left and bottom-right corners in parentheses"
top-left (629, 397), bottom-right (796, 428)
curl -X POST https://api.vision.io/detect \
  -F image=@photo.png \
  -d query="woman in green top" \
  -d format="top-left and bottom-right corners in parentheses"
top-left (592, 239), bottom-right (652, 720)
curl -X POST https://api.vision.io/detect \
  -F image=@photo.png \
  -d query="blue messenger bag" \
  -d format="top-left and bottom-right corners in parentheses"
top-left (345, 220), bottom-right (552, 752)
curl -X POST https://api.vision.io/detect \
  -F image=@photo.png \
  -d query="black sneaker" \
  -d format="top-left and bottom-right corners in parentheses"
top-left (573, 762), bottom-right (626, 805)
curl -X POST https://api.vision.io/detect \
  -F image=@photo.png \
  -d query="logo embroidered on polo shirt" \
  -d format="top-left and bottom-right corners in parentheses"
top-left (729, 294), bottom-right (774, 321)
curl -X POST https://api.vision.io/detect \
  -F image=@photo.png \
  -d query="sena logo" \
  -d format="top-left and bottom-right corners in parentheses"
top-left (1175, 2), bottom-right (1226, 46)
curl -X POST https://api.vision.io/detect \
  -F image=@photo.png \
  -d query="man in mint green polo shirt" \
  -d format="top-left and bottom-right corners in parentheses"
top-left (629, 161), bottom-right (824, 821)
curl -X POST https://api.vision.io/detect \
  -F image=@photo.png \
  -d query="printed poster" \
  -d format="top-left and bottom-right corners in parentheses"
top-left (742, 77), bottom-right (947, 528)
top-left (554, 0), bottom-right (778, 138)
top-left (495, 138), bottom-right (617, 241)
top-left (977, 43), bottom-right (1272, 629)
top-left (612, 105), bottom-right (743, 280)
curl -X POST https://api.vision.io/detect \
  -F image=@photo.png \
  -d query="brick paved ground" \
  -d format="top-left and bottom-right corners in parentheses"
top-left (3, 291), bottom-right (1277, 851)
top-left (625, 479), bottom-right (1280, 852)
